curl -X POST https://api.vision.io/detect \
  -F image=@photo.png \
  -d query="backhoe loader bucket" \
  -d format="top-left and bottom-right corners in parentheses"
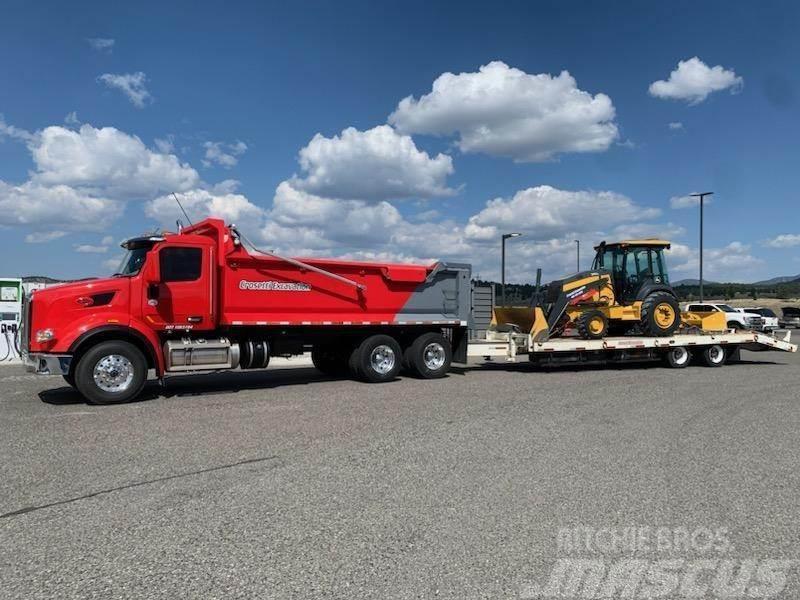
top-left (491, 306), bottom-right (550, 341)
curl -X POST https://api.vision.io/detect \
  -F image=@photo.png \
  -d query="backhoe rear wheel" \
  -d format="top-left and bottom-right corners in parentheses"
top-left (640, 292), bottom-right (681, 337)
top-left (576, 310), bottom-right (608, 340)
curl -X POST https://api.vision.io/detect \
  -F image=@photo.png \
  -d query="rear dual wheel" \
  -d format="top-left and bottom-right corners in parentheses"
top-left (663, 346), bottom-right (690, 368)
top-left (343, 332), bottom-right (453, 383)
top-left (663, 344), bottom-right (726, 368)
top-left (701, 344), bottom-right (726, 367)
top-left (311, 346), bottom-right (350, 376)
top-left (350, 334), bottom-right (402, 383)
top-left (403, 332), bottom-right (452, 379)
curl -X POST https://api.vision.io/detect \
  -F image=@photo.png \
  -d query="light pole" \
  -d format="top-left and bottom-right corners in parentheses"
top-left (574, 239), bottom-right (580, 272)
top-left (690, 191), bottom-right (714, 302)
top-left (501, 232), bottom-right (523, 306)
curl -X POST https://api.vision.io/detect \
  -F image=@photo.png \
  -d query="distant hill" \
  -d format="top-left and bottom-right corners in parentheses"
top-left (672, 278), bottom-right (719, 286)
top-left (752, 274), bottom-right (800, 285)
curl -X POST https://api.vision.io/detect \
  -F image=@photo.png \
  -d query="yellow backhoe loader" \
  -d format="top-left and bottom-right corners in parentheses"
top-left (493, 239), bottom-right (725, 341)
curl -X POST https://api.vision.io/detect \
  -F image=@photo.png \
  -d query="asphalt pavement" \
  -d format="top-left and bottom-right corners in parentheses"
top-left (1, 346), bottom-right (799, 599)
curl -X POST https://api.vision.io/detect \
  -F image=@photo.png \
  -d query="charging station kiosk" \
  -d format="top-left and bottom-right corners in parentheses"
top-left (0, 278), bottom-right (22, 363)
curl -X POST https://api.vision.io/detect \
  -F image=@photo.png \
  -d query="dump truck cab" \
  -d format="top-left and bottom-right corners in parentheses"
top-left (592, 239), bottom-right (674, 304)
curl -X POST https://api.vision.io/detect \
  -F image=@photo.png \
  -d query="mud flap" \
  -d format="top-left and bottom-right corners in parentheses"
top-left (451, 326), bottom-right (469, 364)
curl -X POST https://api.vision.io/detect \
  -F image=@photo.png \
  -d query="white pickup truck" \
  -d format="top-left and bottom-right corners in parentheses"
top-left (737, 307), bottom-right (779, 331)
top-left (684, 302), bottom-right (766, 331)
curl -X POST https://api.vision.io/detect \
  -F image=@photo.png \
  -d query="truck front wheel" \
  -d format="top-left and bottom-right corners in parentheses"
top-left (74, 340), bottom-right (148, 404)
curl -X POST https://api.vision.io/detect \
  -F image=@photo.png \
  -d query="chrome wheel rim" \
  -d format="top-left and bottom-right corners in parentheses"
top-left (673, 347), bottom-right (689, 365)
top-left (93, 354), bottom-right (135, 393)
top-left (423, 342), bottom-right (446, 371)
top-left (370, 345), bottom-right (396, 375)
top-left (708, 346), bottom-right (724, 363)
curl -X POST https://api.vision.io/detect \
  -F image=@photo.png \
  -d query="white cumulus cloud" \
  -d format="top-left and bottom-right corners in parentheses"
top-left (98, 72), bottom-right (153, 108)
top-left (465, 186), bottom-right (660, 242)
top-left (389, 61), bottom-right (618, 162)
top-left (0, 181), bottom-right (122, 231)
top-left (0, 114), bottom-right (35, 143)
top-left (25, 231), bottom-right (68, 243)
top-left (0, 116), bottom-right (244, 238)
top-left (202, 140), bottom-right (248, 169)
top-left (668, 121), bottom-right (684, 130)
top-left (291, 125), bottom-right (455, 201)
top-left (764, 234), bottom-right (800, 248)
top-left (649, 57), bottom-right (743, 104)
top-left (670, 194), bottom-right (712, 209)
top-left (146, 188), bottom-right (264, 227)
top-left (668, 241), bottom-right (763, 281)
top-left (74, 244), bottom-right (109, 253)
top-left (31, 124), bottom-right (199, 197)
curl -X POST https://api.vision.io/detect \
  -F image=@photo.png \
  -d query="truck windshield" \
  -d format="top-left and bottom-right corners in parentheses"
top-left (114, 248), bottom-right (149, 276)
top-left (718, 304), bottom-right (736, 312)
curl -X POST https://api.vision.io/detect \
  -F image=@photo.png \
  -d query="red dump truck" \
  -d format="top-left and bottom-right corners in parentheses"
top-left (23, 218), bottom-right (471, 403)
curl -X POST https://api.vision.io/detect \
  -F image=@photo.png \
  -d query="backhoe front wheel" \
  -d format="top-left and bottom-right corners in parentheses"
top-left (74, 340), bottom-right (148, 404)
top-left (576, 310), bottom-right (608, 340)
top-left (640, 292), bottom-right (681, 337)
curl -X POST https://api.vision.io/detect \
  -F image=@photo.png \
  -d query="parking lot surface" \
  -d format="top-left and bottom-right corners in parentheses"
top-left (2, 348), bottom-right (799, 599)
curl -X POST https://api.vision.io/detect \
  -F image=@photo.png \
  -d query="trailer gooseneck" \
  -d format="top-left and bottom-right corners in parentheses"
top-left (21, 218), bottom-right (797, 404)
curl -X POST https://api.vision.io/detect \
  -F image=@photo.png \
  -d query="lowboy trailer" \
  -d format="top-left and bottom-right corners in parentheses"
top-left (469, 328), bottom-right (796, 368)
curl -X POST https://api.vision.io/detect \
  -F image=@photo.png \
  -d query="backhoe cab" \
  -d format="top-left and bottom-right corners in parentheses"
top-left (545, 240), bottom-right (681, 340)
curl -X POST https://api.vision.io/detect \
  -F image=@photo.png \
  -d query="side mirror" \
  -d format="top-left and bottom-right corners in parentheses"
top-left (142, 250), bottom-right (161, 284)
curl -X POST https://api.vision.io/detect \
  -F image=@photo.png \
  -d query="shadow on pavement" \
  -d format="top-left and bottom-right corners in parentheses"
top-left (38, 367), bottom-right (370, 405)
top-left (37, 355), bottom-right (783, 406)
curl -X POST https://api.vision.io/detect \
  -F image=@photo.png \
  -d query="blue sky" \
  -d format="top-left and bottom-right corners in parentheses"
top-left (1, 0), bottom-right (799, 282)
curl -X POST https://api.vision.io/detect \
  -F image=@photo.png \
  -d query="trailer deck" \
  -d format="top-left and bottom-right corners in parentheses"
top-left (467, 329), bottom-right (796, 362)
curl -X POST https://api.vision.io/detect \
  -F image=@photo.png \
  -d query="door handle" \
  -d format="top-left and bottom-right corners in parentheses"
top-left (187, 316), bottom-right (203, 323)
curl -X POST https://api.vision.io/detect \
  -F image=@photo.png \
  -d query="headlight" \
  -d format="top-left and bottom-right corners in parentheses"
top-left (35, 328), bottom-right (55, 342)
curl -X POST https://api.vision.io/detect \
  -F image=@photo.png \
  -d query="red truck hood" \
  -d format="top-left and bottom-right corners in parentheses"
top-left (29, 276), bottom-right (132, 352)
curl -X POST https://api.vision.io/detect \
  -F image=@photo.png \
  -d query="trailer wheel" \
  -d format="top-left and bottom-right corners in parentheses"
top-left (353, 334), bottom-right (402, 383)
top-left (663, 346), bottom-right (690, 368)
top-left (74, 340), bottom-right (147, 404)
top-left (701, 344), bottom-right (726, 367)
top-left (576, 310), bottom-right (608, 340)
top-left (404, 332), bottom-right (452, 379)
top-left (62, 373), bottom-right (75, 388)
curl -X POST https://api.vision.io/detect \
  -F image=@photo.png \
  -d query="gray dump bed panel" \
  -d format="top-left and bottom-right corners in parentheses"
top-left (396, 262), bottom-right (472, 325)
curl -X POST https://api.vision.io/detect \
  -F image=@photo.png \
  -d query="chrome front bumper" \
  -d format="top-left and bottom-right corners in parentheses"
top-left (24, 353), bottom-right (72, 376)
